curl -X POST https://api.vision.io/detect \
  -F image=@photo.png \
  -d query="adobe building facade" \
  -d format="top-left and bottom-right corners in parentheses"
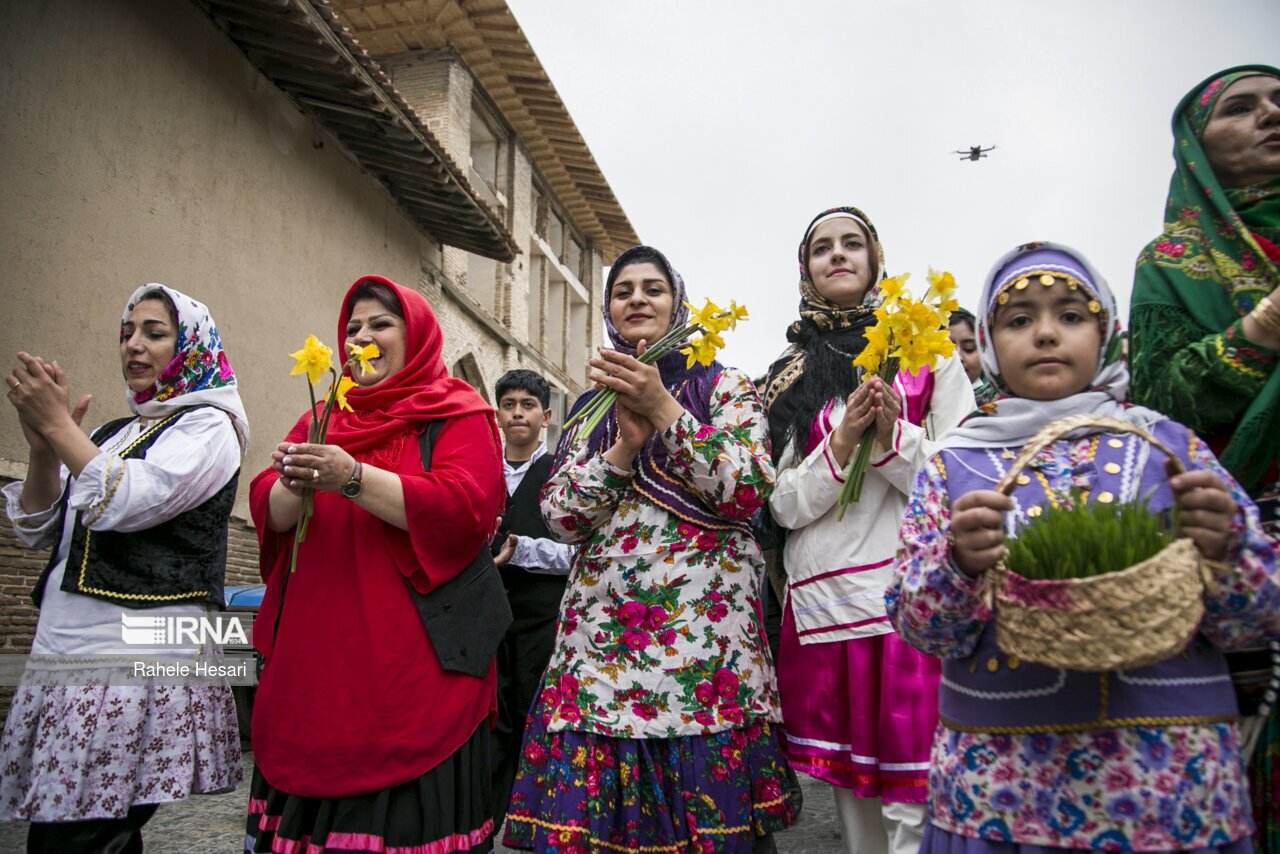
top-left (0, 0), bottom-right (637, 715)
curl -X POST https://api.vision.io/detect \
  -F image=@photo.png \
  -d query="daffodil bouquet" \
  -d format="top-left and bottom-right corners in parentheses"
top-left (563, 299), bottom-right (748, 441)
top-left (285, 336), bottom-right (379, 572)
top-left (836, 269), bottom-right (958, 518)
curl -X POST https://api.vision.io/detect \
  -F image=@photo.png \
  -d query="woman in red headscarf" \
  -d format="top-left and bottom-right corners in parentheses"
top-left (244, 276), bottom-right (505, 853)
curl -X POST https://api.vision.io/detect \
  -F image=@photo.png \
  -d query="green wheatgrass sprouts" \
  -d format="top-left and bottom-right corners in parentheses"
top-left (1003, 488), bottom-right (1180, 581)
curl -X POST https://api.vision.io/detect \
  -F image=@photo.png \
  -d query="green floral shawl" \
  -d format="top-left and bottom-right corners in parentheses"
top-left (1130, 65), bottom-right (1280, 492)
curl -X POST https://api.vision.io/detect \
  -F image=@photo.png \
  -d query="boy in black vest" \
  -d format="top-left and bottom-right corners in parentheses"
top-left (489, 370), bottom-right (573, 839)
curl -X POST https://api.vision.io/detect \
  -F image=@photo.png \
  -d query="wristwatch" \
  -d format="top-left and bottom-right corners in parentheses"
top-left (340, 461), bottom-right (364, 498)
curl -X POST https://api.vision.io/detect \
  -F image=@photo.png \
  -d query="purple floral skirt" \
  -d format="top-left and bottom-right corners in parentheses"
top-left (920, 822), bottom-right (1255, 854)
top-left (502, 711), bottom-right (799, 853)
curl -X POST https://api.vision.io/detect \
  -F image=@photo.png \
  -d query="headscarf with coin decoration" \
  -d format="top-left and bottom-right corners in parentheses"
top-left (943, 242), bottom-right (1163, 450)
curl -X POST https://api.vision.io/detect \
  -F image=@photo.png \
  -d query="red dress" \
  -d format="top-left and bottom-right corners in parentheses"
top-left (249, 408), bottom-right (504, 799)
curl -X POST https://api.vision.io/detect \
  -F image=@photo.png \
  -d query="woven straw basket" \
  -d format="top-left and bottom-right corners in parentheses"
top-left (982, 414), bottom-right (1205, 672)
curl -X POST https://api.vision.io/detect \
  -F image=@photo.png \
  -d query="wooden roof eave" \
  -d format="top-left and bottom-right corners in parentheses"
top-left (191, 0), bottom-right (520, 262)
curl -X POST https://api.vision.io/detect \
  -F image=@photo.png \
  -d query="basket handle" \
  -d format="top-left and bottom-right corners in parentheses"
top-left (994, 414), bottom-right (1186, 496)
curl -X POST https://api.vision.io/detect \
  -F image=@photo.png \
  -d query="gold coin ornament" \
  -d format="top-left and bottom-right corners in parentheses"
top-left (1027, 505), bottom-right (1043, 517)
top-left (1016, 474), bottom-right (1031, 485)
top-left (1104, 462), bottom-right (1121, 474)
top-left (1014, 278), bottom-right (1029, 290)
top-left (1096, 491), bottom-right (1115, 504)
top-left (1087, 300), bottom-right (1102, 314)
top-left (1107, 438), bottom-right (1124, 448)
top-left (997, 292), bottom-right (1010, 305)
top-left (1039, 274), bottom-right (1056, 286)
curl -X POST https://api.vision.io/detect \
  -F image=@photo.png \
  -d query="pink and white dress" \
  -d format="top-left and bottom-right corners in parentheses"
top-left (769, 353), bottom-right (973, 801)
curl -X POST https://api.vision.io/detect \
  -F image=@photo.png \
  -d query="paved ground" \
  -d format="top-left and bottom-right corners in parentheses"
top-left (0, 751), bottom-right (847, 852)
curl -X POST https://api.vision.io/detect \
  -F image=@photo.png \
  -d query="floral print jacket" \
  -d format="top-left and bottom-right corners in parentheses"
top-left (886, 431), bottom-right (1279, 850)
top-left (539, 368), bottom-right (780, 738)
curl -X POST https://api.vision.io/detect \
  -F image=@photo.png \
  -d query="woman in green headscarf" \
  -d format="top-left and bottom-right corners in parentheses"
top-left (1129, 64), bottom-right (1280, 854)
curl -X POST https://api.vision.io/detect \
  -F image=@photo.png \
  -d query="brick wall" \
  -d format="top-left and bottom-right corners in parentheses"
top-left (0, 480), bottom-right (42, 722)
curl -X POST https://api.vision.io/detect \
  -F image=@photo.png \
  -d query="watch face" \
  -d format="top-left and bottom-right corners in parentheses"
top-left (341, 480), bottom-right (362, 498)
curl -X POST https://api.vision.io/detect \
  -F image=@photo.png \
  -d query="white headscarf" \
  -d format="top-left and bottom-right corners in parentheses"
top-left (121, 283), bottom-right (250, 453)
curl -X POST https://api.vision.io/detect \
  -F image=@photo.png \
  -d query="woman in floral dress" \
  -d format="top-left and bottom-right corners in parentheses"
top-left (502, 245), bottom-right (799, 853)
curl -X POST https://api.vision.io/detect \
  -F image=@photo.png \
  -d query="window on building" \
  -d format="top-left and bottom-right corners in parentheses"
top-left (469, 107), bottom-right (506, 211)
top-left (452, 354), bottom-right (489, 402)
top-left (528, 250), bottom-right (545, 347)
top-left (467, 252), bottom-right (498, 314)
top-left (568, 295), bottom-right (588, 381)
top-left (547, 271), bottom-right (567, 370)
top-left (547, 212), bottom-right (565, 264)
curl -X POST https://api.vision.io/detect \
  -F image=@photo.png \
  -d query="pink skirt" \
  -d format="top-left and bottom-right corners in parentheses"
top-left (777, 600), bottom-right (938, 802)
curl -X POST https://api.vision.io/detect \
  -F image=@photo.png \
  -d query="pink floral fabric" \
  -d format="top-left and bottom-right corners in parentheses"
top-left (539, 368), bottom-right (779, 738)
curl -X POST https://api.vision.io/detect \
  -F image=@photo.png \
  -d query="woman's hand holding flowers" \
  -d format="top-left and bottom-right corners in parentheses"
top-left (829, 376), bottom-right (899, 465)
top-left (274, 441), bottom-right (357, 494)
top-left (593, 341), bottom-right (685, 469)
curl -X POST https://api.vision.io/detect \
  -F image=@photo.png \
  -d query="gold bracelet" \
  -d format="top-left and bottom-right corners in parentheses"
top-left (1249, 295), bottom-right (1280, 339)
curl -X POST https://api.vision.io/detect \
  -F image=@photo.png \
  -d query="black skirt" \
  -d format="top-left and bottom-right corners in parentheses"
top-left (246, 721), bottom-right (493, 853)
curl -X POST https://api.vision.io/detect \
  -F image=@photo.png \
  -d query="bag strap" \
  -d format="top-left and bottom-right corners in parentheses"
top-left (417, 421), bottom-right (445, 472)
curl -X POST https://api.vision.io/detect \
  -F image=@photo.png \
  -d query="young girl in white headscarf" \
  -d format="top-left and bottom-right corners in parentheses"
top-left (888, 242), bottom-right (1278, 854)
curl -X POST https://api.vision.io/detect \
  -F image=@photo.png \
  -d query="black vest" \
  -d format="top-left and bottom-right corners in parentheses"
top-left (32, 407), bottom-right (239, 610)
top-left (500, 453), bottom-right (567, 616)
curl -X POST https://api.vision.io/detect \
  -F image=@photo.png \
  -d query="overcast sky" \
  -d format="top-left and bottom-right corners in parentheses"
top-left (506, 0), bottom-right (1278, 379)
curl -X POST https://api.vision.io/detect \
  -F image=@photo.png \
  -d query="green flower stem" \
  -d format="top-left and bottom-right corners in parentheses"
top-left (564, 320), bottom-right (712, 440)
top-left (289, 360), bottom-right (356, 573)
top-left (835, 360), bottom-right (900, 519)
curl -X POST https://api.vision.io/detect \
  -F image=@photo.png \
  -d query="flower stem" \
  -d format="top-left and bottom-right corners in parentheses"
top-left (835, 359), bottom-right (901, 519)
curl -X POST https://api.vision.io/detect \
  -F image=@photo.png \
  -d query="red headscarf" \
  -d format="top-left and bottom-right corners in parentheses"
top-left (323, 275), bottom-right (496, 453)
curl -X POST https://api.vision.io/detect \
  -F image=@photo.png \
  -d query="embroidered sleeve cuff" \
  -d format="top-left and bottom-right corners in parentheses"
top-left (821, 437), bottom-right (847, 483)
top-left (870, 421), bottom-right (903, 468)
top-left (944, 550), bottom-right (985, 592)
top-left (67, 452), bottom-right (125, 523)
top-left (596, 456), bottom-right (635, 488)
top-left (2, 479), bottom-right (60, 534)
top-left (1221, 319), bottom-right (1278, 380)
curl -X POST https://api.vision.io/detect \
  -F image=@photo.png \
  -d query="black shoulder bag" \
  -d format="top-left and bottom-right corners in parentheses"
top-left (404, 420), bottom-right (513, 678)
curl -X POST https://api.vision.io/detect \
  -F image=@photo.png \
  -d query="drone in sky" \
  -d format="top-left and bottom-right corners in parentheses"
top-left (954, 145), bottom-right (996, 161)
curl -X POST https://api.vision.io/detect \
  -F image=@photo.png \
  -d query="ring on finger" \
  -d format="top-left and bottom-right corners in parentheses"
top-left (311, 468), bottom-right (320, 481)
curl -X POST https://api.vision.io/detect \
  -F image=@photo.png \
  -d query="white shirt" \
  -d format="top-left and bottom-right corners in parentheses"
top-left (4, 408), bottom-right (241, 657)
top-left (769, 352), bottom-right (974, 644)
top-left (503, 442), bottom-right (575, 574)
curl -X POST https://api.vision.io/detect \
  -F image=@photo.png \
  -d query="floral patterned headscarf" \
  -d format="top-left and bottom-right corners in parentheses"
top-left (120, 283), bottom-right (249, 452)
top-left (944, 242), bottom-right (1162, 450)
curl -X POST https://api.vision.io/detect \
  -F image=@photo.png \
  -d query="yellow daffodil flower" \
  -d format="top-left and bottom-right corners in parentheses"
top-left (347, 342), bottom-right (381, 375)
top-left (878, 272), bottom-right (909, 307)
top-left (926, 268), bottom-right (958, 302)
top-left (289, 335), bottom-right (333, 385)
top-left (335, 376), bottom-right (358, 412)
top-left (684, 299), bottom-right (724, 333)
top-left (680, 335), bottom-right (719, 369)
top-left (728, 301), bottom-right (750, 327)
